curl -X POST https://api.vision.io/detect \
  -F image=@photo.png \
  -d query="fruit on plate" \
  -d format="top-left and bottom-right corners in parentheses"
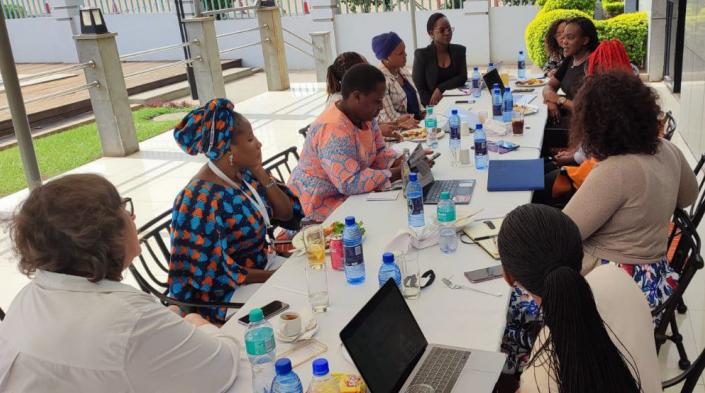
top-left (324, 221), bottom-right (366, 237)
top-left (516, 78), bottom-right (545, 86)
top-left (400, 128), bottom-right (427, 140)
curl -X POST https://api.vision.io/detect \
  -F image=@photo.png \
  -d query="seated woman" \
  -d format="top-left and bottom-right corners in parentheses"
top-left (498, 204), bottom-right (662, 393)
top-left (543, 16), bottom-right (598, 127)
top-left (542, 18), bottom-right (567, 77)
top-left (288, 63), bottom-right (403, 223)
top-left (564, 70), bottom-right (698, 311)
top-left (0, 174), bottom-right (240, 392)
top-left (372, 31), bottom-right (424, 127)
top-left (170, 98), bottom-right (303, 324)
top-left (413, 13), bottom-right (467, 106)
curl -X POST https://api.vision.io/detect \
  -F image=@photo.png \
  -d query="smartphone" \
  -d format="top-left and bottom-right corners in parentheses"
top-left (237, 300), bottom-right (289, 326)
top-left (430, 152), bottom-right (441, 161)
top-left (455, 100), bottom-right (470, 104)
top-left (497, 140), bottom-right (520, 154)
top-left (513, 88), bottom-right (535, 93)
top-left (464, 265), bottom-right (504, 283)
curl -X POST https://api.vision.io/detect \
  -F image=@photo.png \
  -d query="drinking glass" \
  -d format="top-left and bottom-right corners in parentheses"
top-left (512, 110), bottom-right (525, 135)
top-left (400, 250), bottom-right (421, 299)
top-left (305, 261), bottom-right (330, 313)
top-left (303, 224), bottom-right (325, 269)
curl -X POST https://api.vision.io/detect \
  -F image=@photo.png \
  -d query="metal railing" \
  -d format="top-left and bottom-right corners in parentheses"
top-left (119, 40), bottom-right (199, 60)
top-left (216, 25), bottom-right (264, 38)
top-left (1, 0), bottom-right (49, 18)
top-left (200, 0), bottom-right (257, 19)
top-left (0, 81), bottom-right (99, 113)
top-left (17, 61), bottom-right (95, 83)
top-left (219, 39), bottom-right (264, 55)
top-left (81, 0), bottom-right (173, 14)
top-left (122, 57), bottom-right (201, 79)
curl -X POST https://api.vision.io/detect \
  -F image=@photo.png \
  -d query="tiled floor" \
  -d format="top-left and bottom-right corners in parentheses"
top-left (0, 76), bottom-right (704, 391)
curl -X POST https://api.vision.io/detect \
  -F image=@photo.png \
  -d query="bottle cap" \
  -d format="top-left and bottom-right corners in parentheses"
top-left (476, 123), bottom-right (483, 130)
top-left (426, 106), bottom-right (434, 114)
top-left (451, 109), bottom-right (458, 115)
top-left (345, 216), bottom-right (356, 226)
top-left (275, 358), bottom-right (293, 375)
top-left (473, 66), bottom-right (478, 71)
top-left (505, 87), bottom-right (511, 93)
top-left (519, 50), bottom-right (524, 54)
top-left (312, 358), bottom-right (330, 377)
top-left (489, 62), bottom-right (494, 67)
top-left (409, 172), bottom-right (418, 182)
top-left (440, 191), bottom-right (451, 200)
top-left (382, 252), bottom-right (395, 264)
top-left (248, 308), bottom-right (264, 323)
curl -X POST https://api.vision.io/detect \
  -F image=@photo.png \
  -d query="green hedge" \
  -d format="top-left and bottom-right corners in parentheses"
top-left (525, 9), bottom-right (593, 67)
top-left (596, 12), bottom-right (648, 65)
top-left (2, 4), bottom-right (26, 18)
top-left (525, 9), bottom-right (648, 67)
top-left (603, 0), bottom-right (624, 18)
top-left (539, 0), bottom-right (595, 15)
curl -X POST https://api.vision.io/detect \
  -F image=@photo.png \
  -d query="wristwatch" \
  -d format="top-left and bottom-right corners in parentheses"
top-left (558, 97), bottom-right (567, 106)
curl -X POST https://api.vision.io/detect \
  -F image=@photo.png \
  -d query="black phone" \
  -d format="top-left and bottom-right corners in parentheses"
top-left (237, 300), bottom-right (290, 325)
top-left (455, 100), bottom-right (469, 104)
top-left (513, 88), bottom-right (535, 93)
top-left (430, 152), bottom-right (441, 161)
top-left (464, 265), bottom-right (504, 283)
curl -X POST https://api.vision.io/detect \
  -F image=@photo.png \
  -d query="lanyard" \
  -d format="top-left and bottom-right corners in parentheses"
top-left (207, 161), bottom-right (272, 229)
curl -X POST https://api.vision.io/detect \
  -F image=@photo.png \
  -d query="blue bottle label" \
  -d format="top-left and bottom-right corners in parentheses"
top-left (344, 245), bottom-right (364, 267)
top-left (245, 327), bottom-right (275, 356)
top-left (408, 196), bottom-right (424, 216)
top-left (492, 104), bottom-right (502, 117)
top-left (475, 140), bottom-right (487, 155)
top-left (504, 100), bottom-right (513, 112)
top-left (450, 125), bottom-right (460, 140)
top-left (472, 78), bottom-right (480, 88)
top-left (518, 60), bottom-right (525, 69)
top-left (438, 207), bottom-right (456, 222)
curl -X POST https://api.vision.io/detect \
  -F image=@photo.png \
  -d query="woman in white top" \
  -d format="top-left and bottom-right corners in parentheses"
top-left (0, 174), bottom-right (240, 393)
top-left (497, 204), bottom-right (662, 393)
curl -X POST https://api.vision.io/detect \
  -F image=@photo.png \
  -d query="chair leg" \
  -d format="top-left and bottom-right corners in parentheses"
top-left (670, 318), bottom-right (692, 370)
top-left (678, 300), bottom-right (688, 314)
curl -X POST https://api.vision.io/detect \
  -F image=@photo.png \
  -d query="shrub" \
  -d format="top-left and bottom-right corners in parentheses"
top-left (603, 0), bottom-right (624, 18)
top-left (525, 8), bottom-right (593, 66)
top-left (595, 12), bottom-right (648, 66)
top-left (2, 4), bottom-right (26, 18)
top-left (539, 0), bottom-right (596, 14)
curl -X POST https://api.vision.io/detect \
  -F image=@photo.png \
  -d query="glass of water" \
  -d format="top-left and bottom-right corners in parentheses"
top-left (400, 250), bottom-right (421, 299)
top-left (305, 257), bottom-right (330, 313)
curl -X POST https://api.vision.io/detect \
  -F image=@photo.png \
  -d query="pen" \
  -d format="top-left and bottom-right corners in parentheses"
top-left (473, 235), bottom-right (498, 241)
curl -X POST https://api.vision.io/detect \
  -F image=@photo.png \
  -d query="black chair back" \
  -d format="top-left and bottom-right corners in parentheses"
top-left (690, 154), bottom-right (705, 229)
top-left (0, 307), bottom-right (4, 321)
top-left (664, 111), bottom-right (677, 141)
top-left (129, 209), bottom-right (244, 311)
top-left (263, 146), bottom-right (300, 183)
top-left (663, 346), bottom-right (705, 393)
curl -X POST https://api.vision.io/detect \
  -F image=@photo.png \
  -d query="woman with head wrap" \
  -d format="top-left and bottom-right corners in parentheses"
top-left (372, 32), bottom-right (424, 129)
top-left (170, 98), bottom-right (303, 324)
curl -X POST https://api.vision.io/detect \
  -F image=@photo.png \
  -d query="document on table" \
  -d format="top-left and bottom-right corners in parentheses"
top-left (366, 190), bottom-right (400, 201)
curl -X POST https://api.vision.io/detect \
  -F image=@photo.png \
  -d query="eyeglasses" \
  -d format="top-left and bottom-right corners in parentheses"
top-left (435, 27), bottom-right (454, 35)
top-left (120, 197), bottom-right (134, 216)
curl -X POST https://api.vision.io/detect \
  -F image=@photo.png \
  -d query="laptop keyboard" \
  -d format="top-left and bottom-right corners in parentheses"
top-left (407, 347), bottom-right (471, 393)
top-left (426, 181), bottom-right (458, 203)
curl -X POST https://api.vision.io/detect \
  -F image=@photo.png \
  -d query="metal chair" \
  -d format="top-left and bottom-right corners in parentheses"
top-left (128, 209), bottom-right (245, 312)
top-left (663, 341), bottom-right (705, 393)
top-left (0, 307), bottom-right (4, 321)
top-left (689, 154), bottom-right (705, 230)
top-left (664, 111), bottom-right (677, 141)
top-left (298, 124), bottom-right (310, 139)
top-left (654, 209), bottom-right (704, 370)
top-left (262, 146), bottom-right (300, 183)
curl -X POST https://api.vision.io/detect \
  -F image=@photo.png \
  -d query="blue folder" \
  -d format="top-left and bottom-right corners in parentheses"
top-left (487, 159), bottom-right (545, 191)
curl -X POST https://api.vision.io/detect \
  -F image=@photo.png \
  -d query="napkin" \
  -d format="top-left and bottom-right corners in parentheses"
top-left (483, 119), bottom-right (510, 137)
top-left (384, 224), bottom-right (440, 254)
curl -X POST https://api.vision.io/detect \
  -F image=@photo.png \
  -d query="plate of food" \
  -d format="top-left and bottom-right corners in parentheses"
top-left (292, 221), bottom-right (367, 250)
top-left (513, 104), bottom-right (539, 116)
top-left (400, 127), bottom-right (445, 142)
top-left (516, 78), bottom-right (548, 87)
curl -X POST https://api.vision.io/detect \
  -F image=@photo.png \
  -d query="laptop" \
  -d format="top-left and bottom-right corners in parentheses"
top-left (482, 68), bottom-right (504, 93)
top-left (340, 280), bottom-right (506, 393)
top-left (408, 143), bottom-right (476, 205)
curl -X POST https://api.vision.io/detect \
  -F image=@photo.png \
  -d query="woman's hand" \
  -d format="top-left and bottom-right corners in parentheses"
top-left (547, 102), bottom-right (561, 124)
top-left (430, 88), bottom-right (443, 106)
top-left (396, 114), bottom-right (418, 130)
top-left (554, 149), bottom-right (576, 166)
top-left (183, 313), bottom-right (211, 327)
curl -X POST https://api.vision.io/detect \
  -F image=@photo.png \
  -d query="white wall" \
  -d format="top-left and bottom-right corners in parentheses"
top-left (7, 17), bottom-right (78, 63)
top-left (489, 5), bottom-right (538, 64)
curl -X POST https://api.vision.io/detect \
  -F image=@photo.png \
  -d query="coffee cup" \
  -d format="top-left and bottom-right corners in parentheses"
top-left (279, 311), bottom-right (303, 337)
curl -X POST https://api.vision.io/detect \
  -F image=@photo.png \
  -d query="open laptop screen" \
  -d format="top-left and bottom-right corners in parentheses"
top-left (340, 280), bottom-right (428, 393)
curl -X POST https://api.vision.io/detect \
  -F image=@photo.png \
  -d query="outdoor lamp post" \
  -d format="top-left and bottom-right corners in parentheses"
top-left (80, 8), bottom-right (108, 34)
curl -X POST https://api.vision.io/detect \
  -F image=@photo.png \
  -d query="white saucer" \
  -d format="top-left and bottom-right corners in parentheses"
top-left (276, 318), bottom-right (319, 343)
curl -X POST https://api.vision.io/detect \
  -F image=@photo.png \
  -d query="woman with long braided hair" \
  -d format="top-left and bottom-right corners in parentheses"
top-left (498, 204), bottom-right (662, 393)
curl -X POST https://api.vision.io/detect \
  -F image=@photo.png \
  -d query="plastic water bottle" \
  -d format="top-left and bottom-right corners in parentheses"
top-left (437, 192), bottom-right (458, 254)
top-left (342, 216), bottom-right (365, 285)
top-left (271, 358), bottom-right (303, 393)
top-left (425, 106), bottom-right (438, 149)
top-left (518, 50), bottom-right (526, 80)
top-left (307, 359), bottom-right (339, 393)
top-left (502, 87), bottom-right (513, 123)
top-left (492, 84), bottom-right (503, 121)
top-left (378, 252), bottom-right (402, 287)
top-left (471, 67), bottom-right (481, 98)
top-left (449, 109), bottom-right (461, 166)
top-left (245, 308), bottom-right (276, 393)
top-left (406, 172), bottom-right (425, 228)
top-left (474, 124), bottom-right (488, 170)
top-left (487, 62), bottom-right (495, 73)
top-left (401, 148), bottom-right (411, 196)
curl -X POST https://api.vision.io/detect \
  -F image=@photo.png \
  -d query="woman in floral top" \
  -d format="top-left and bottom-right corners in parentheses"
top-left (288, 64), bottom-right (403, 223)
top-left (169, 98), bottom-right (303, 323)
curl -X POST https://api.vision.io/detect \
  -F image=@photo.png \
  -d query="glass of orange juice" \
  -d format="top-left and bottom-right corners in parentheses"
top-left (303, 224), bottom-right (326, 268)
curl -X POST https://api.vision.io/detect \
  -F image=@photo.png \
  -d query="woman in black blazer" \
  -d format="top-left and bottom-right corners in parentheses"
top-left (412, 13), bottom-right (468, 106)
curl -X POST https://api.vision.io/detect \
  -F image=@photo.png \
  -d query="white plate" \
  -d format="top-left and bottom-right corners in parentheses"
top-left (515, 79), bottom-right (548, 87)
top-left (276, 319), bottom-right (319, 343)
top-left (403, 129), bottom-right (446, 143)
top-left (513, 104), bottom-right (539, 116)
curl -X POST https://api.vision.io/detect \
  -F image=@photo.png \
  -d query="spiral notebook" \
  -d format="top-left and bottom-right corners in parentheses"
top-left (462, 219), bottom-right (503, 260)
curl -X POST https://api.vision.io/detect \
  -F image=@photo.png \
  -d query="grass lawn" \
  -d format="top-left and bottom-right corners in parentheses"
top-left (0, 107), bottom-right (186, 197)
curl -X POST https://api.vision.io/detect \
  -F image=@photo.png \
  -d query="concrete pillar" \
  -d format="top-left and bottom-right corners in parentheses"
top-left (310, 31), bottom-right (333, 83)
top-left (50, 0), bottom-right (81, 34)
top-left (257, 6), bottom-right (290, 91)
top-left (309, 0), bottom-right (338, 54)
top-left (74, 33), bottom-right (139, 157)
top-left (183, 16), bottom-right (226, 103)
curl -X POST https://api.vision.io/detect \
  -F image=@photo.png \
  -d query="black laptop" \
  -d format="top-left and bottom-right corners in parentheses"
top-left (407, 143), bottom-right (476, 205)
top-left (482, 68), bottom-right (504, 93)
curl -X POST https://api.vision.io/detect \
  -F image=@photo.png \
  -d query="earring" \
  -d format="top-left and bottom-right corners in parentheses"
top-left (229, 154), bottom-right (234, 166)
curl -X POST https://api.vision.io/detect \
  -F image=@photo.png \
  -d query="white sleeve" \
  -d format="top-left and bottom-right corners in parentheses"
top-left (124, 304), bottom-right (241, 393)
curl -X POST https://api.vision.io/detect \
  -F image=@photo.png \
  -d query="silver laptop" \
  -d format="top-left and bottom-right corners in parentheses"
top-left (340, 280), bottom-right (506, 393)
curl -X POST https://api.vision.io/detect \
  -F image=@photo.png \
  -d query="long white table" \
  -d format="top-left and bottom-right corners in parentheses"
top-left (222, 82), bottom-right (548, 392)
